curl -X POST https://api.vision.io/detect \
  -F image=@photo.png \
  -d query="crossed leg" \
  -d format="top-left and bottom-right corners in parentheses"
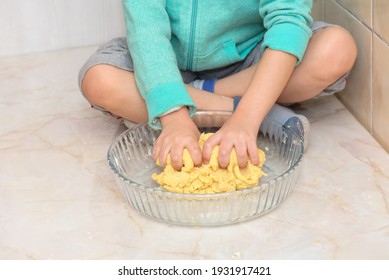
top-left (81, 26), bottom-right (357, 123)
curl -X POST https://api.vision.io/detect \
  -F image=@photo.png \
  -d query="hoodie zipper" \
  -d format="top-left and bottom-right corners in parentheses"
top-left (187, 0), bottom-right (198, 70)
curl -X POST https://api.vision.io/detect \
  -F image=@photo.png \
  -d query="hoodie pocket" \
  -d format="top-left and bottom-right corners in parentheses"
top-left (222, 40), bottom-right (245, 64)
top-left (194, 40), bottom-right (246, 70)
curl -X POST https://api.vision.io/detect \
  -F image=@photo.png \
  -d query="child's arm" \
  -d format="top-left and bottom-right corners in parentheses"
top-left (202, 48), bottom-right (297, 168)
top-left (123, 1), bottom-right (201, 169)
top-left (123, 0), bottom-right (196, 128)
top-left (202, 0), bottom-right (313, 168)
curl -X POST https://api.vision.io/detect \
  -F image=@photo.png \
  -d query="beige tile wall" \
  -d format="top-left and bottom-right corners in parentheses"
top-left (373, 35), bottom-right (389, 151)
top-left (315, 0), bottom-right (389, 152)
top-left (337, 0), bottom-right (372, 26)
top-left (312, 0), bottom-right (324, 20)
top-left (374, 0), bottom-right (389, 43)
top-left (324, 0), bottom-right (373, 131)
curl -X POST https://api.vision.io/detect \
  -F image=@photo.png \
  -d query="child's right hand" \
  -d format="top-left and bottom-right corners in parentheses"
top-left (153, 107), bottom-right (202, 170)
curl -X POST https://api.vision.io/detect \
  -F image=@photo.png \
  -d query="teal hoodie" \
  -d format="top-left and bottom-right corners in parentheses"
top-left (123, 0), bottom-right (313, 129)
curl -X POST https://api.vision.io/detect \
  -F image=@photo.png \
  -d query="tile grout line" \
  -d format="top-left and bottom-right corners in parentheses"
top-left (334, 0), bottom-right (389, 47)
top-left (333, 0), bottom-right (376, 135)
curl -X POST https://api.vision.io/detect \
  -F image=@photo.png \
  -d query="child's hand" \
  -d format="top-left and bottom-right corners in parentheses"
top-left (154, 107), bottom-right (202, 170)
top-left (202, 116), bottom-right (260, 169)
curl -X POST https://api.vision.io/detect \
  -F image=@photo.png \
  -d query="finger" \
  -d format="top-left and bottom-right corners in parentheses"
top-left (202, 133), bottom-right (221, 164)
top-left (234, 142), bottom-right (248, 168)
top-left (247, 141), bottom-right (260, 166)
top-left (157, 141), bottom-right (172, 167)
top-left (169, 144), bottom-right (183, 170)
top-left (218, 141), bottom-right (233, 169)
top-left (187, 143), bottom-right (202, 167)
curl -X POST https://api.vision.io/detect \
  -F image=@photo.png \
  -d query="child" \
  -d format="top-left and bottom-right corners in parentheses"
top-left (79, 0), bottom-right (357, 170)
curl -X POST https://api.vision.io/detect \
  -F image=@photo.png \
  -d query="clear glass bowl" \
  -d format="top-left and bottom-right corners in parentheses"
top-left (107, 116), bottom-right (304, 226)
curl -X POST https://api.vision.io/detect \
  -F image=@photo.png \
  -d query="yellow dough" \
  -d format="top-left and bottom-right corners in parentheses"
top-left (152, 133), bottom-right (266, 194)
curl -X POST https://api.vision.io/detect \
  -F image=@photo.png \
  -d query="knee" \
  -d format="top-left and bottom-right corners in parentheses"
top-left (314, 26), bottom-right (358, 80)
top-left (81, 65), bottom-right (114, 107)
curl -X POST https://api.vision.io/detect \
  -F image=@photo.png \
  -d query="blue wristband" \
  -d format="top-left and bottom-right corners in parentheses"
top-left (202, 79), bottom-right (217, 93)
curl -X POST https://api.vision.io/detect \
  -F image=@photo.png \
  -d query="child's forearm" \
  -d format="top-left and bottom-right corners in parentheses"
top-left (160, 106), bottom-right (191, 127)
top-left (233, 48), bottom-right (297, 130)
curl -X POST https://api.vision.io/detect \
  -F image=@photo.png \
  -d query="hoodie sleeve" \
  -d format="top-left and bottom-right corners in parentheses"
top-left (259, 0), bottom-right (313, 64)
top-left (122, 0), bottom-right (196, 130)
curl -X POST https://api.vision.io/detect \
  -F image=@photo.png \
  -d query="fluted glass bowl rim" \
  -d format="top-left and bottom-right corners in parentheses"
top-left (107, 120), bottom-right (304, 199)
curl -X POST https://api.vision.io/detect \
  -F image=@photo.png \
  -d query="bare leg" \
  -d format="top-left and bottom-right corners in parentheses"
top-left (82, 65), bottom-right (234, 123)
top-left (214, 26), bottom-right (357, 103)
top-left (82, 65), bottom-right (148, 123)
top-left (81, 26), bottom-right (356, 123)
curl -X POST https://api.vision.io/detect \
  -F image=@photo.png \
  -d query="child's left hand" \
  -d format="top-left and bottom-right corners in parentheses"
top-left (202, 116), bottom-right (260, 169)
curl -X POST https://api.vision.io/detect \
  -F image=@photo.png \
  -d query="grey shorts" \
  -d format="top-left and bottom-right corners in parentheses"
top-left (78, 21), bottom-right (348, 117)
